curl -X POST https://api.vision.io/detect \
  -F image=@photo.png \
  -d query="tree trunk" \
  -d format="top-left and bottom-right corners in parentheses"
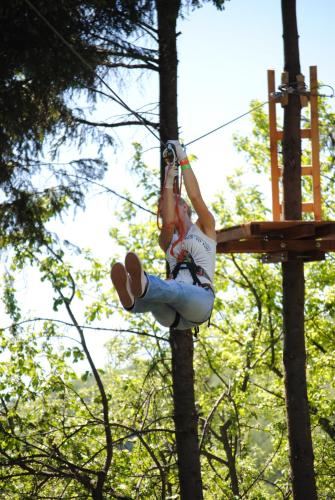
top-left (156, 1), bottom-right (203, 498)
top-left (281, 1), bottom-right (317, 498)
top-left (282, 262), bottom-right (317, 499)
top-left (170, 329), bottom-right (204, 499)
top-left (221, 420), bottom-right (240, 497)
top-left (157, 0), bottom-right (179, 186)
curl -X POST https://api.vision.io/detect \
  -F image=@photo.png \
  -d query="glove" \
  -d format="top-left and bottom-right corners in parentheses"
top-left (164, 163), bottom-right (178, 189)
top-left (167, 140), bottom-right (187, 162)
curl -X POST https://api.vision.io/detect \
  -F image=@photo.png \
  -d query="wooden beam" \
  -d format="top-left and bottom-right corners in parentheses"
top-left (270, 223), bottom-right (316, 239)
top-left (216, 222), bottom-right (335, 246)
top-left (262, 251), bottom-right (325, 263)
top-left (248, 221), bottom-right (316, 239)
top-left (216, 224), bottom-right (253, 243)
top-left (246, 220), bottom-right (317, 231)
top-left (217, 239), bottom-right (335, 254)
top-left (315, 223), bottom-right (335, 239)
top-left (253, 220), bottom-right (335, 235)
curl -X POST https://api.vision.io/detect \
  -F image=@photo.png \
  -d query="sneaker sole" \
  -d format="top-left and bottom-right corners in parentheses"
top-left (110, 263), bottom-right (134, 309)
top-left (125, 252), bottom-right (145, 297)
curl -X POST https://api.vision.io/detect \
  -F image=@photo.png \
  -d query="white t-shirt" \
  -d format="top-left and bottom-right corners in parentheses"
top-left (166, 224), bottom-right (216, 285)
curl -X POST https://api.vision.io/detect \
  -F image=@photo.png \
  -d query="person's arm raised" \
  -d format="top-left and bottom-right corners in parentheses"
top-left (167, 141), bottom-right (216, 240)
top-left (158, 163), bottom-right (178, 252)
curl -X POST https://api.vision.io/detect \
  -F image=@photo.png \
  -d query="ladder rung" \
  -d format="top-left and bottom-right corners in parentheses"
top-left (275, 129), bottom-right (312, 141)
top-left (278, 166), bottom-right (313, 177)
top-left (279, 202), bottom-right (314, 213)
top-left (302, 202), bottom-right (315, 212)
top-left (301, 166), bottom-right (313, 176)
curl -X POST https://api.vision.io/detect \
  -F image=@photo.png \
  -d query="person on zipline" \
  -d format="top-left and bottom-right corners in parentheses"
top-left (110, 140), bottom-right (216, 330)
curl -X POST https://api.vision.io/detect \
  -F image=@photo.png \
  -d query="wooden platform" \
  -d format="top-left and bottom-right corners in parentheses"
top-left (216, 221), bottom-right (335, 262)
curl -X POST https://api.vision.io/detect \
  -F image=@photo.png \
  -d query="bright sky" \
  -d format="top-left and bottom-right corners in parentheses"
top-left (55, 0), bottom-right (335, 252)
top-left (3, 0), bottom-right (335, 368)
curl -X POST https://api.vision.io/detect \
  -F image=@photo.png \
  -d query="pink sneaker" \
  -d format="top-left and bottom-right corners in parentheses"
top-left (125, 252), bottom-right (148, 298)
top-left (110, 263), bottom-right (134, 309)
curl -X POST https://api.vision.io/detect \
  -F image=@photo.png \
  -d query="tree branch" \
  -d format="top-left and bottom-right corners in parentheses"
top-left (3, 317), bottom-right (168, 342)
top-left (104, 61), bottom-right (158, 72)
top-left (201, 449), bottom-right (228, 466)
top-left (73, 116), bottom-right (159, 130)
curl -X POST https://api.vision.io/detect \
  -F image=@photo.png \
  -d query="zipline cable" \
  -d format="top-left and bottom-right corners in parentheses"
top-left (21, 0), bottom-right (335, 152)
top-left (73, 175), bottom-right (156, 216)
top-left (24, 0), bottom-right (270, 152)
top-left (23, 0), bottom-right (163, 145)
top-left (185, 100), bottom-right (269, 147)
top-left (24, 2), bottom-right (335, 165)
top-left (184, 84), bottom-right (335, 147)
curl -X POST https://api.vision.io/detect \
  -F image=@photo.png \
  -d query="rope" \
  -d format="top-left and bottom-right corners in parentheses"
top-left (157, 151), bottom-right (187, 257)
top-left (23, 0), bottom-right (163, 145)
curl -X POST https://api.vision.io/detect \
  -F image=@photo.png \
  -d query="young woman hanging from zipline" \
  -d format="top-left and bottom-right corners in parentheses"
top-left (110, 140), bottom-right (216, 330)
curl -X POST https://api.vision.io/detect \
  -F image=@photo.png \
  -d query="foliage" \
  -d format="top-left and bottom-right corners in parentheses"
top-left (2, 99), bottom-right (335, 497)
top-left (1, 0), bottom-right (335, 496)
top-left (0, 0), bottom-right (159, 250)
top-left (0, 0), bottom-right (227, 252)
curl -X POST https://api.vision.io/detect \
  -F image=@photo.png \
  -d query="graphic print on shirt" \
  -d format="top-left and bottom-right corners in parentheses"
top-left (166, 224), bottom-right (216, 285)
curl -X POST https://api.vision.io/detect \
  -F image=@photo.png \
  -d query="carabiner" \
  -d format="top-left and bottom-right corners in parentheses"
top-left (163, 143), bottom-right (177, 164)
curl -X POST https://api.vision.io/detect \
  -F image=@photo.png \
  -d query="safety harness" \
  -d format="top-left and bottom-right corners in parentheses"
top-left (162, 144), bottom-right (214, 334)
top-left (168, 250), bottom-right (214, 335)
top-left (169, 250), bottom-right (211, 287)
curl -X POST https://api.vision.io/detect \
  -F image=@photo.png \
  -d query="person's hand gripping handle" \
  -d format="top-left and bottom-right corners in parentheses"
top-left (166, 140), bottom-right (188, 164)
top-left (163, 142), bottom-right (179, 191)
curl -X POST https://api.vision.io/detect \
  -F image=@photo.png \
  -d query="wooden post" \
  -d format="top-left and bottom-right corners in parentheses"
top-left (268, 70), bottom-right (281, 221)
top-left (310, 66), bottom-right (322, 220)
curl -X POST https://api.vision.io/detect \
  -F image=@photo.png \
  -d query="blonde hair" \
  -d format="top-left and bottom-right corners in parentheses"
top-left (177, 196), bottom-right (192, 218)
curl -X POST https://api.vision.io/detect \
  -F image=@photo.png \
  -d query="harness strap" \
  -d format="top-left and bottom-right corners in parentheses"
top-left (169, 251), bottom-right (212, 286)
top-left (170, 311), bottom-right (181, 329)
top-left (168, 251), bottom-right (214, 336)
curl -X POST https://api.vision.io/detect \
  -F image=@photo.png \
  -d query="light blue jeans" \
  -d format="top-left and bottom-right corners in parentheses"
top-left (130, 275), bottom-right (214, 330)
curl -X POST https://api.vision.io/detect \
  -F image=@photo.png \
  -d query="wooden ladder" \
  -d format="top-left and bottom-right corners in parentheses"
top-left (267, 66), bottom-right (321, 221)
